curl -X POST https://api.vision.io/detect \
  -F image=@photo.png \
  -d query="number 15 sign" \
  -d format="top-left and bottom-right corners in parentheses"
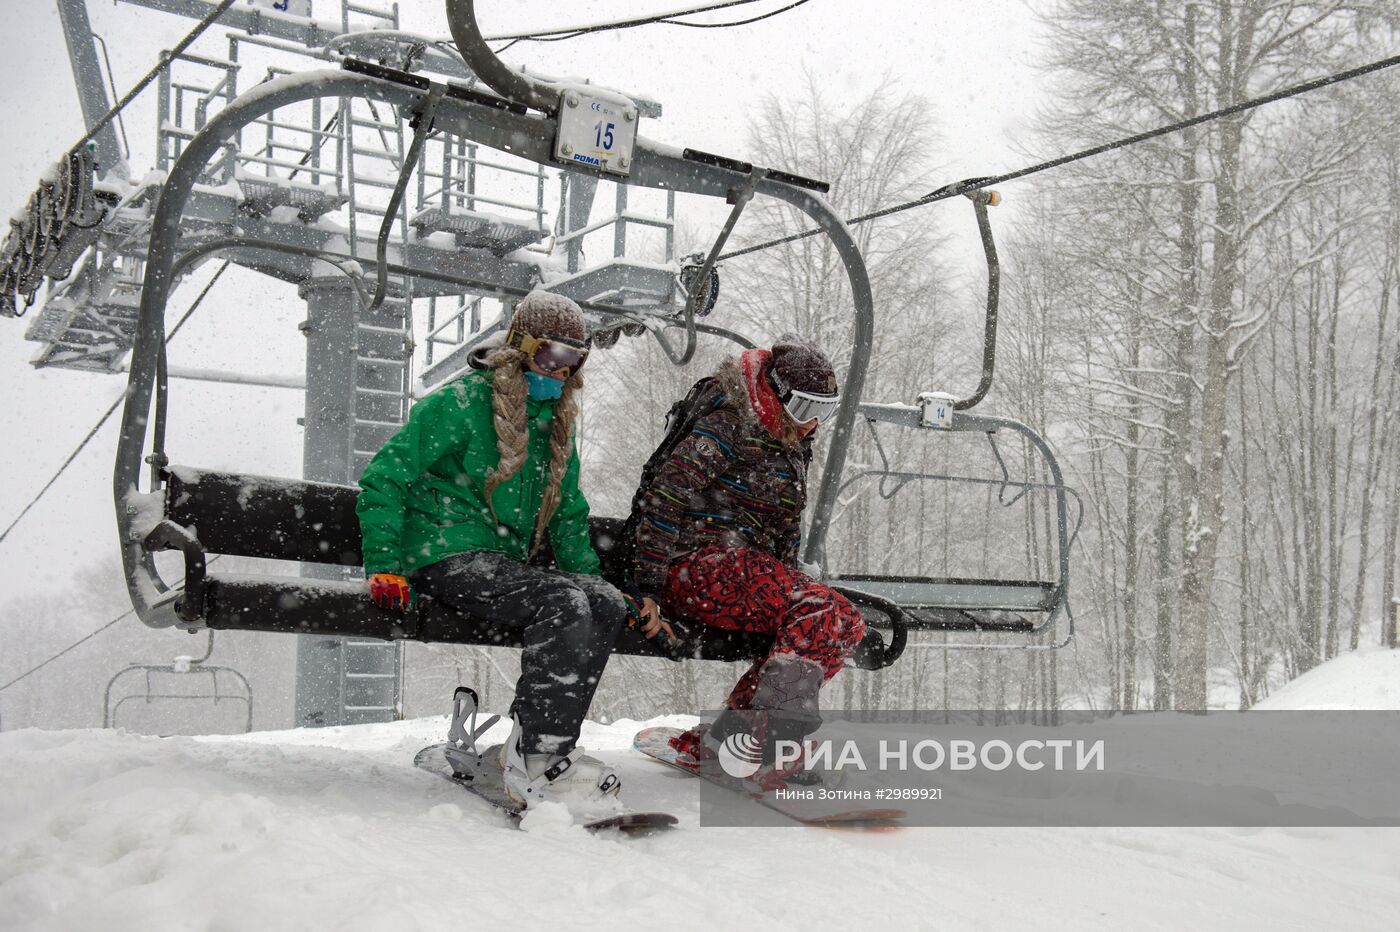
top-left (554, 88), bottom-right (638, 177)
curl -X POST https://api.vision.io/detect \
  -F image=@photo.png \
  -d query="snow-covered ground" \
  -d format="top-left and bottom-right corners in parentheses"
top-left (1255, 645), bottom-right (1400, 710)
top-left (5, 684), bottom-right (1400, 932)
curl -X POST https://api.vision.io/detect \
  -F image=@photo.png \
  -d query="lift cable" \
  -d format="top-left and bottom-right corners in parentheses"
top-left (2, 101), bottom-right (343, 550)
top-left (0, 554), bottom-right (222, 695)
top-left (719, 50), bottom-right (1400, 262)
top-left (74, 0), bottom-right (237, 154)
top-left (0, 261), bottom-right (230, 549)
top-left (0, 609), bottom-right (129, 693)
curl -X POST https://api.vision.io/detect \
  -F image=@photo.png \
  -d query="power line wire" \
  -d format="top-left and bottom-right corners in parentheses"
top-left (659, 0), bottom-right (812, 28)
top-left (486, 0), bottom-right (768, 40)
top-left (488, 0), bottom-right (810, 45)
top-left (720, 51), bottom-right (1400, 261)
top-left (526, 0), bottom-right (813, 40)
top-left (75, 0), bottom-right (236, 154)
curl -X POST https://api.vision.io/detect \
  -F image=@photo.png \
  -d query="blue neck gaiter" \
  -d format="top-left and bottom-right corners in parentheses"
top-left (526, 371), bottom-right (566, 401)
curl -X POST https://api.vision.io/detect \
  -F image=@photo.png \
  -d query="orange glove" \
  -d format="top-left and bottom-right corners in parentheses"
top-left (369, 573), bottom-right (412, 612)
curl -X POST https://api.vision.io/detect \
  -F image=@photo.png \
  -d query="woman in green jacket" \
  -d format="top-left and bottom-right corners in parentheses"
top-left (356, 291), bottom-right (627, 808)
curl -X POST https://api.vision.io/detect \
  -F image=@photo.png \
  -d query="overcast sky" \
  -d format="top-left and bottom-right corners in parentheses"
top-left (0, 0), bottom-right (1049, 606)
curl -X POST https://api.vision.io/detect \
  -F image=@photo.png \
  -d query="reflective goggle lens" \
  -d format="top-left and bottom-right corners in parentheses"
top-left (509, 330), bottom-right (590, 376)
top-left (783, 389), bottom-right (840, 425)
top-left (530, 339), bottom-right (588, 375)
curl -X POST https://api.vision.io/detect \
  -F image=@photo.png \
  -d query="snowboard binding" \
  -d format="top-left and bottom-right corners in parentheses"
top-left (442, 686), bottom-right (500, 780)
top-left (415, 687), bottom-right (674, 834)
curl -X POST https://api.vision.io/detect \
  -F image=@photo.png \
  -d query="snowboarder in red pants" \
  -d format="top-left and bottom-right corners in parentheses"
top-left (623, 336), bottom-right (864, 764)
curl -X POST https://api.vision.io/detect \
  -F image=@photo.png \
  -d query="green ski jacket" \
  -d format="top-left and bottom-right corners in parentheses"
top-left (356, 370), bottom-right (600, 577)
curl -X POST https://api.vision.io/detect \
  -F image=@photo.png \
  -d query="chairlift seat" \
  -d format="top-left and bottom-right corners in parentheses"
top-left (150, 467), bottom-right (899, 670)
top-left (827, 575), bottom-right (1053, 634)
top-left (828, 574), bottom-right (1055, 612)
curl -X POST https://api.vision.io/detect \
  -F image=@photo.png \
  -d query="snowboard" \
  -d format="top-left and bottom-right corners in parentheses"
top-left (632, 726), bottom-right (905, 830)
top-left (415, 741), bottom-right (678, 835)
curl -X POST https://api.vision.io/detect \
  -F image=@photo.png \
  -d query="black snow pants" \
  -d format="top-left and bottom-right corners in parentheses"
top-left (411, 551), bottom-right (627, 756)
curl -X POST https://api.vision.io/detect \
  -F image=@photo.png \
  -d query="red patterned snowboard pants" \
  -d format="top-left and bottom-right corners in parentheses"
top-left (660, 545), bottom-right (866, 709)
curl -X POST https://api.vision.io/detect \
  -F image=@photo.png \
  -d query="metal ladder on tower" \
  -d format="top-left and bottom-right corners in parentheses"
top-left (334, 0), bottom-right (415, 725)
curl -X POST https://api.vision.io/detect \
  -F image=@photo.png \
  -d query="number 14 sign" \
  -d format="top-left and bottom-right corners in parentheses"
top-left (554, 89), bottom-right (638, 177)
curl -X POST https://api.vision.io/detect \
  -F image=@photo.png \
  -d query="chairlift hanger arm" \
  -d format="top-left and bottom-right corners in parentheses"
top-left (955, 185), bottom-right (1001, 411)
top-left (446, 0), bottom-right (561, 114)
top-left (655, 168), bottom-right (766, 365)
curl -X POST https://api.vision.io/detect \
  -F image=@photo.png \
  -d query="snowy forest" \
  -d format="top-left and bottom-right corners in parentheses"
top-left (580, 0), bottom-right (1400, 718)
top-left (2, 0), bottom-right (1399, 734)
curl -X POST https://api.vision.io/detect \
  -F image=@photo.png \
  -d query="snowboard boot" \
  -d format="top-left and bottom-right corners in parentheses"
top-left (499, 713), bottom-right (622, 810)
top-left (706, 654), bottom-right (826, 790)
top-left (668, 722), bottom-right (716, 764)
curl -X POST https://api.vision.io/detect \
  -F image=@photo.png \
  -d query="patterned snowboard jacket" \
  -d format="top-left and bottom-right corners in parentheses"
top-left (628, 349), bottom-right (813, 597)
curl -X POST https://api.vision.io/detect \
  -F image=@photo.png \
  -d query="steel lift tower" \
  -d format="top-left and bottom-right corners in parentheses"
top-left (4, 1), bottom-right (1076, 739)
top-left (11, 0), bottom-right (678, 727)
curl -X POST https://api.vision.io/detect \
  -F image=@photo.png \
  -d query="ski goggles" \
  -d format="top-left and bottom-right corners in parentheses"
top-left (507, 330), bottom-right (590, 378)
top-left (770, 370), bottom-right (841, 425)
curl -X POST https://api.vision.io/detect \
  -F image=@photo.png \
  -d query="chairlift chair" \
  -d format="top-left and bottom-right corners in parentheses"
top-left (103, 631), bottom-right (253, 734)
top-left (118, 0), bottom-right (1075, 674)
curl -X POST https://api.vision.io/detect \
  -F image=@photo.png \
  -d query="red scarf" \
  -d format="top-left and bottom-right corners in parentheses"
top-left (740, 348), bottom-right (814, 440)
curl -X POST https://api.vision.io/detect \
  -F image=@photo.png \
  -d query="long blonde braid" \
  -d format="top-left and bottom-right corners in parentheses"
top-left (483, 346), bottom-right (529, 514)
top-left (532, 373), bottom-right (581, 556)
top-left (482, 346), bottom-right (583, 557)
